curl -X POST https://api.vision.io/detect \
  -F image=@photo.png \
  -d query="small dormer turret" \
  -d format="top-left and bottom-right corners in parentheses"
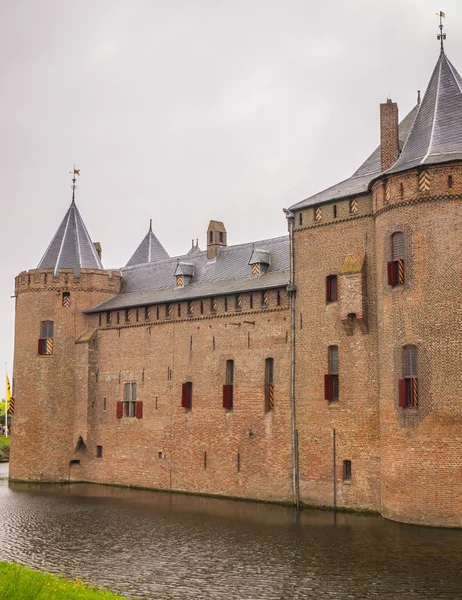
top-left (175, 260), bottom-right (195, 287)
top-left (249, 247), bottom-right (271, 277)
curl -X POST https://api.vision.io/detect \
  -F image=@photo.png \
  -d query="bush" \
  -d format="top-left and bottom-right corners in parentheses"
top-left (0, 562), bottom-right (129, 599)
top-left (0, 436), bottom-right (10, 460)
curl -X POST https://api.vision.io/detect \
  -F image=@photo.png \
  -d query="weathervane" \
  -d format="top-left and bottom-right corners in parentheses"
top-left (70, 165), bottom-right (80, 202)
top-left (437, 11), bottom-right (446, 54)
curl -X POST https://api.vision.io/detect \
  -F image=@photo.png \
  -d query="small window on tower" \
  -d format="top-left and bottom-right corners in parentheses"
top-left (325, 345), bottom-right (339, 402)
top-left (219, 232), bottom-right (224, 243)
top-left (38, 321), bottom-right (54, 355)
top-left (343, 460), bottom-right (352, 481)
top-left (96, 445), bottom-right (103, 459)
top-left (399, 345), bottom-right (418, 408)
top-left (62, 292), bottom-right (70, 307)
top-left (387, 232), bottom-right (405, 286)
top-left (326, 275), bottom-right (338, 303)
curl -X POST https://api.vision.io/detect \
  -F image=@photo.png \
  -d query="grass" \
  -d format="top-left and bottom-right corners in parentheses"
top-left (0, 562), bottom-right (130, 599)
top-left (0, 436), bottom-right (10, 460)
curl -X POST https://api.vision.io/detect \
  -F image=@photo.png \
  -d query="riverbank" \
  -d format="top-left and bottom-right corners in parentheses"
top-left (0, 562), bottom-right (129, 599)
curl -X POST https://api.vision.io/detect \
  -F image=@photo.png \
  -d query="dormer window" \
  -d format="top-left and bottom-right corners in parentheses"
top-left (249, 248), bottom-right (271, 277)
top-left (174, 261), bottom-right (194, 287)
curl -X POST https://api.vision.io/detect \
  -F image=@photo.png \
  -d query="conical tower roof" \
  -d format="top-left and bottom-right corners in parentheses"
top-left (388, 52), bottom-right (462, 174)
top-left (125, 221), bottom-right (169, 267)
top-left (38, 200), bottom-right (104, 276)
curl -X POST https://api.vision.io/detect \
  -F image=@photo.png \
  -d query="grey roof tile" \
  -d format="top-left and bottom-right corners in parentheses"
top-left (37, 200), bottom-right (104, 276)
top-left (126, 222), bottom-right (170, 267)
top-left (88, 235), bottom-right (289, 312)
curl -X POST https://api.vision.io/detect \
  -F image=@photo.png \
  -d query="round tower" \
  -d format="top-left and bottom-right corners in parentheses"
top-left (374, 50), bottom-right (462, 526)
top-left (10, 198), bottom-right (121, 481)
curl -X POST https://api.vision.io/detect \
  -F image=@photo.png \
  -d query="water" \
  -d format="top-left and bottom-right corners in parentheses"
top-left (0, 464), bottom-right (461, 599)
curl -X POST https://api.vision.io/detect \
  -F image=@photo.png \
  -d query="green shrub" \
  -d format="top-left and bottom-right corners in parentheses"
top-left (0, 562), bottom-right (129, 599)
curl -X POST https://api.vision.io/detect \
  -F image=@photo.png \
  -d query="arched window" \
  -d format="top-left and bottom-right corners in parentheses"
top-left (387, 232), bottom-right (405, 286)
top-left (399, 345), bottom-right (418, 408)
top-left (325, 346), bottom-right (339, 401)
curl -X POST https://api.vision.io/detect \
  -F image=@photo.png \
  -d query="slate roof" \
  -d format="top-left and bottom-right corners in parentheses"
top-left (290, 105), bottom-right (419, 211)
top-left (87, 235), bottom-right (289, 312)
top-left (125, 221), bottom-right (169, 266)
top-left (387, 52), bottom-right (462, 174)
top-left (37, 200), bottom-right (104, 276)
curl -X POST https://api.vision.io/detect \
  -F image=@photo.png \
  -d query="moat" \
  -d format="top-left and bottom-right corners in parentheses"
top-left (0, 464), bottom-right (461, 599)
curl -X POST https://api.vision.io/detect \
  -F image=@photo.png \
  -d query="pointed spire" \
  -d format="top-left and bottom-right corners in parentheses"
top-left (38, 200), bottom-right (104, 277)
top-left (437, 11), bottom-right (446, 55)
top-left (125, 221), bottom-right (169, 267)
top-left (388, 52), bottom-right (462, 174)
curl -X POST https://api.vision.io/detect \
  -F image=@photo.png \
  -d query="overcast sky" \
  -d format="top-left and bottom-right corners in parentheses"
top-left (1, 0), bottom-right (460, 387)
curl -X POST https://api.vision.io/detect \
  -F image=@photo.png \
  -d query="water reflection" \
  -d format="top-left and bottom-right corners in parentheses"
top-left (0, 477), bottom-right (461, 599)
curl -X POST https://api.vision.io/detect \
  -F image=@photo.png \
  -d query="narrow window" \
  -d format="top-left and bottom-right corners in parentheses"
top-left (211, 297), bottom-right (217, 312)
top-left (145, 306), bottom-right (151, 320)
top-left (38, 321), bottom-right (54, 355)
top-left (250, 294), bottom-right (253, 309)
top-left (299, 212), bottom-right (303, 226)
top-left (333, 205), bottom-right (337, 218)
top-left (156, 306), bottom-right (160, 320)
top-left (103, 396), bottom-right (107, 411)
top-left (325, 346), bottom-right (339, 401)
top-left (188, 301), bottom-right (193, 316)
top-left (343, 460), bottom-right (352, 481)
top-left (182, 382), bottom-right (193, 410)
top-left (350, 199), bottom-right (358, 214)
top-left (200, 301), bottom-right (204, 315)
top-left (276, 290), bottom-right (281, 306)
top-left (166, 304), bottom-right (172, 318)
top-left (99, 314), bottom-right (102, 327)
top-left (116, 312), bottom-right (120, 325)
top-left (262, 290), bottom-right (269, 306)
top-left (178, 304), bottom-right (181, 317)
top-left (96, 445), bottom-right (103, 459)
top-left (223, 360), bottom-right (234, 410)
top-left (399, 346), bottom-right (418, 408)
top-left (224, 297), bottom-right (228, 312)
top-left (123, 382), bottom-right (141, 418)
top-left (135, 309), bottom-right (139, 322)
top-left (236, 295), bottom-right (242, 310)
top-left (387, 232), bottom-right (405, 286)
top-left (125, 309), bottom-right (130, 323)
top-left (106, 311), bottom-right (111, 325)
top-left (326, 275), bottom-right (338, 302)
top-left (400, 182), bottom-right (404, 199)
top-left (219, 232), bottom-right (224, 243)
top-left (448, 174), bottom-right (453, 189)
top-left (315, 206), bottom-right (322, 221)
top-left (209, 231), bottom-right (213, 243)
top-left (265, 358), bottom-right (274, 412)
top-left (62, 292), bottom-right (70, 307)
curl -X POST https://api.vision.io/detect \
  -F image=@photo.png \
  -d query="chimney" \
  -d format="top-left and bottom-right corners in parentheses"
top-left (93, 242), bottom-right (102, 260)
top-left (207, 221), bottom-right (227, 260)
top-left (380, 99), bottom-right (399, 172)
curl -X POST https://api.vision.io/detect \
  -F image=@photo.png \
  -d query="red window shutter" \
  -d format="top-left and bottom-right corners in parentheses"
top-left (398, 379), bottom-right (407, 407)
top-left (387, 261), bottom-right (396, 286)
top-left (136, 401), bottom-right (143, 419)
top-left (324, 374), bottom-right (334, 401)
top-left (116, 401), bottom-right (123, 419)
top-left (38, 339), bottom-right (42, 355)
top-left (223, 384), bottom-right (233, 409)
top-left (182, 383), bottom-right (192, 409)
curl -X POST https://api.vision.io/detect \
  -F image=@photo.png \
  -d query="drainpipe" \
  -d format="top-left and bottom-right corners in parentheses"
top-left (283, 208), bottom-right (299, 508)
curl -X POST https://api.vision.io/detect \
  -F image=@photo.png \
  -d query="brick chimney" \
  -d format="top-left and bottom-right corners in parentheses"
top-left (380, 99), bottom-right (399, 172)
top-left (207, 221), bottom-right (227, 260)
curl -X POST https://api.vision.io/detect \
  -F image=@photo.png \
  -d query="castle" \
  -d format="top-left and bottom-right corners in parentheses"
top-left (10, 40), bottom-right (462, 528)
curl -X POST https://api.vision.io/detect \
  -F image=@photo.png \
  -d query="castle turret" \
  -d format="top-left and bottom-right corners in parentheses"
top-left (373, 49), bottom-right (462, 526)
top-left (11, 194), bottom-right (121, 482)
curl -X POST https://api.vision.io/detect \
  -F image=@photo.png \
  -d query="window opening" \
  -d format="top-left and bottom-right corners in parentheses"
top-left (96, 445), bottom-right (103, 459)
top-left (38, 321), bottom-right (54, 355)
top-left (326, 275), bottom-right (338, 302)
top-left (325, 346), bottom-right (339, 401)
top-left (387, 232), bottom-right (405, 286)
top-left (265, 358), bottom-right (274, 412)
top-left (62, 292), bottom-right (70, 307)
top-left (182, 382), bottom-right (193, 410)
top-left (223, 360), bottom-right (234, 410)
top-left (399, 346), bottom-right (418, 408)
top-left (343, 460), bottom-right (352, 481)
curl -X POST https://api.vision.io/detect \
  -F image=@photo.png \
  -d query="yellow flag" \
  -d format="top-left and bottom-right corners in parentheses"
top-left (74, 169), bottom-right (80, 176)
top-left (6, 375), bottom-right (11, 408)
top-left (440, 11), bottom-right (445, 18)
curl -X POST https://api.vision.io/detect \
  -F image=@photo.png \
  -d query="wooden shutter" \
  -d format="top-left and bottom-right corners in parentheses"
top-left (325, 277), bottom-right (330, 301)
top-left (324, 374), bottom-right (334, 401)
top-left (182, 383), bottom-right (192, 409)
top-left (116, 401), bottom-right (123, 419)
top-left (38, 339), bottom-right (43, 355)
top-left (411, 378), bottom-right (418, 407)
top-left (397, 259), bottom-right (405, 284)
top-left (387, 261), bottom-right (396, 286)
top-left (135, 401), bottom-right (143, 419)
top-left (398, 379), bottom-right (407, 407)
top-left (223, 384), bottom-right (233, 409)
